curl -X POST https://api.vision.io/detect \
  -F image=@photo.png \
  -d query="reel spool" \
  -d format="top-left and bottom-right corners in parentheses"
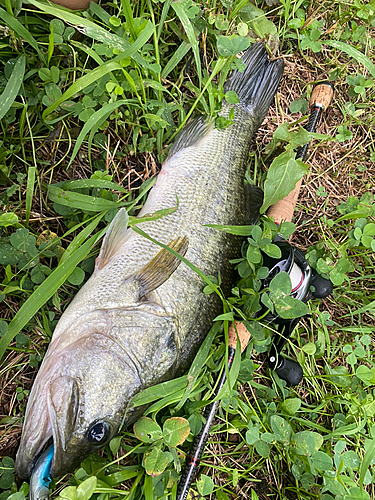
top-left (259, 241), bottom-right (332, 386)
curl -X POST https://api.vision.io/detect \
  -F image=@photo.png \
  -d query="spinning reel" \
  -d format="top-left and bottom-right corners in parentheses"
top-left (259, 240), bottom-right (333, 386)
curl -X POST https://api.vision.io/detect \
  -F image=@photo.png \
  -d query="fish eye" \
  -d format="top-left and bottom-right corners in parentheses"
top-left (87, 421), bottom-right (110, 445)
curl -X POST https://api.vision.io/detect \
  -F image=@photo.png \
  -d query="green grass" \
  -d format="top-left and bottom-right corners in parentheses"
top-left (0, 0), bottom-right (375, 499)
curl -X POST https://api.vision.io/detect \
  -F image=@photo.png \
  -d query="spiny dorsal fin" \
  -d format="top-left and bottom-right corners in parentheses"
top-left (96, 208), bottom-right (129, 270)
top-left (135, 236), bottom-right (189, 298)
top-left (167, 116), bottom-right (214, 160)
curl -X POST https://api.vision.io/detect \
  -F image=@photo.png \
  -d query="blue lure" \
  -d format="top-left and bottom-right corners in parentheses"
top-left (29, 445), bottom-right (53, 500)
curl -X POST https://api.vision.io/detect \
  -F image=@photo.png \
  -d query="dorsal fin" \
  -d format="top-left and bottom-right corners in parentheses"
top-left (134, 236), bottom-right (189, 298)
top-left (96, 208), bottom-right (129, 270)
top-left (167, 116), bottom-right (214, 160)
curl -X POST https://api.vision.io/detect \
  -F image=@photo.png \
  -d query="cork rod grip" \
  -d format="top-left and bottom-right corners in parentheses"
top-left (266, 81), bottom-right (333, 224)
top-left (228, 322), bottom-right (251, 351)
top-left (266, 179), bottom-right (303, 224)
top-left (310, 82), bottom-right (334, 110)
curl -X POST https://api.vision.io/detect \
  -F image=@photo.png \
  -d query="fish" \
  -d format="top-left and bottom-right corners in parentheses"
top-left (15, 42), bottom-right (284, 481)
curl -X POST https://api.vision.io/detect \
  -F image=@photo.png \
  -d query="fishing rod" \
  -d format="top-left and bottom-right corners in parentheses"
top-left (176, 81), bottom-right (334, 500)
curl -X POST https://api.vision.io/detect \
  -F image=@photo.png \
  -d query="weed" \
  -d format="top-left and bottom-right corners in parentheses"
top-left (0, 0), bottom-right (375, 499)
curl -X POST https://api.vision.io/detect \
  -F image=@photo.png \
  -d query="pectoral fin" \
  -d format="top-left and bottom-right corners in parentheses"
top-left (135, 236), bottom-right (189, 298)
top-left (96, 208), bottom-right (129, 270)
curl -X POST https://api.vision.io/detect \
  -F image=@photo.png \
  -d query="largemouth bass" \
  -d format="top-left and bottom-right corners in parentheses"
top-left (15, 43), bottom-right (284, 479)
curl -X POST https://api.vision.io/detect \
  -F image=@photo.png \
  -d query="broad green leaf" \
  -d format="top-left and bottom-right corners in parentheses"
top-left (269, 271), bottom-right (292, 297)
top-left (162, 417), bottom-right (190, 447)
top-left (279, 398), bottom-right (301, 416)
top-left (343, 486), bottom-right (371, 500)
top-left (0, 212), bottom-right (18, 227)
top-left (0, 54), bottom-right (25, 120)
top-left (213, 312), bottom-right (234, 321)
top-left (274, 296), bottom-right (309, 319)
top-left (239, 3), bottom-right (277, 37)
top-left (255, 440), bottom-right (270, 457)
top-left (243, 321), bottom-right (264, 341)
top-left (311, 451), bottom-right (333, 471)
top-left (245, 426), bottom-right (259, 445)
top-left (291, 431), bottom-right (323, 456)
top-left (196, 474), bottom-right (215, 496)
top-left (261, 152), bottom-right (308, 212)
top-left (238, 359), bottom-right (255, 382)
top-left (144, 447), bottom-right (169, 476)
top-left (67, 267), bottom-right (85, 286)
top-left (356, 365), bottom-right (375, 385)
top-left (133, 417), bottom-right (163, 443)
top-left (302, 342), bottom-right (316, 355)
top-left (76, 477), bottom-right (97, 500)
top-left (270, 415), bottom-right (292, 443)
top-left (216, 35), bottom-right (250, 57)
top-left (342, 450), bottom-right (360, 470)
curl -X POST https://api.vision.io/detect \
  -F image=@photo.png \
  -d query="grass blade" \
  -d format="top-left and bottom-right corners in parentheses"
top-left (174, 322), bottom-right (220, 411)
top-left (359, 438), bottom-right (375, 488)
top-left (342, 300), bottom-right (375, 317)
top-left (25, 166), bottom-right (36, 226)
top-left (48, 186), bottom-right (129, 212)
top-left (53, 178), bottom-right (128, 193)
top-left (68, 101), bottom-right (127, 166)
top-left (42, 20), bottom-right (155, 118)
top-left (60, 213), bottom-right (105, 265)
top-left (131, 376), bottom-right (188, 407)
top-left (172, 1), bottom-right (201, 85)
top-left (0, 54), bottom-right (25, 120)
top-left (89, 2), bottom-right (124, 35)
top-left (324, 40), bottom-right (375, 78)
top-left (157, 0), bottom-right (173, 40)
top-left (0, 228), bottom-right (105, 362)
top-left (132, 226), bottom-right (221, 293)
top-left (120, 0), bottom-right (138, 41)
top-left (161, 41), bottom-right (191, 79)
top-left (0, 7), bottom-right (46, 64)
top-left (29, 0), bottom-right (154, 69)
top-left (42, 60), bottom-right (123, 119)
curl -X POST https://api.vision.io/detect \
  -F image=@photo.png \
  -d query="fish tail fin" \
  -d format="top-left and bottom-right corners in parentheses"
top-left (224, 42), bottom-right (284, 123)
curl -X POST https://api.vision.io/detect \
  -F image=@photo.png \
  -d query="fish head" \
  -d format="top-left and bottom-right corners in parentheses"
top-left (15, 329), bottom-right (142, 479)
top-left (16, 308), bottom-right (177, 480)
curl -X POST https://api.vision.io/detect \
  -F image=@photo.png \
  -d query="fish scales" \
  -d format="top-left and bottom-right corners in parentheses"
top-left (16, 42), bottom-right (284, 482)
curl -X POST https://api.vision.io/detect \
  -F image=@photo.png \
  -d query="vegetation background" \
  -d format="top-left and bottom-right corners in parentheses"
top-left (0, 0), bottom-right (374, 499)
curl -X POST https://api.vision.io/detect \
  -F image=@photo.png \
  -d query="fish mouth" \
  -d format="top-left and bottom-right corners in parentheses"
top-left (46, 375), bottom-right (81, 477)
top-left (16, 376), bottom-right (80, 479)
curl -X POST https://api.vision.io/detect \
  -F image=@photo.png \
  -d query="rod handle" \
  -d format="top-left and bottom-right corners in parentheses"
top-left (310, 81), bottom-right (334, 110)
top-left (266, 179), bottom-right (302, 224)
